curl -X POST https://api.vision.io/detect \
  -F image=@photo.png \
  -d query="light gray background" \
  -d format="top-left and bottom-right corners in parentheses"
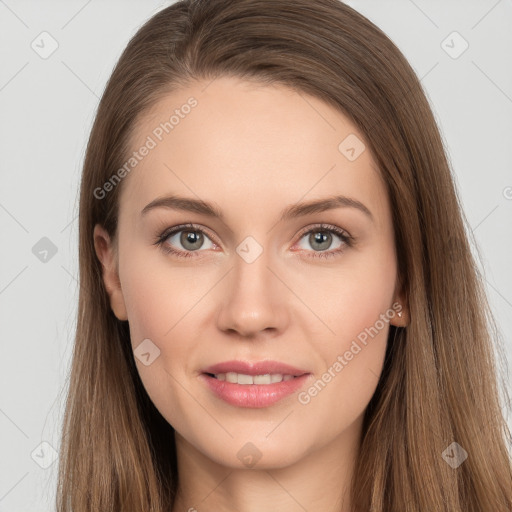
top-left (0, 1), bottom-right (511, 510)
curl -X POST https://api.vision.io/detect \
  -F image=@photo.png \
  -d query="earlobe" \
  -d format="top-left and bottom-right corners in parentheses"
top-left (93, 224), bottom-right (128, 321)
top-left (390, 290), bottom-right (409, 327)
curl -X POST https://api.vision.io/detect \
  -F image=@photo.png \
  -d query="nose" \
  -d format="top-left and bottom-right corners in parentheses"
top-left (216, 247), bottom-right (289, 339)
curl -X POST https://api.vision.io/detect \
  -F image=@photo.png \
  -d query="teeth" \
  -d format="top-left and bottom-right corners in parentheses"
top-left (214, 372), bottom-right (296, 384)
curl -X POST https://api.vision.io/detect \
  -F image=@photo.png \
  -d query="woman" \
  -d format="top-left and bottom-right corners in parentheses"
top-left (57, 0), bottom-right (512, 510)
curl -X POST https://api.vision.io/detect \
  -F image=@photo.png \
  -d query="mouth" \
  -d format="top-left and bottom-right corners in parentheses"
top-left (202, 359), bottom-right (309, 378)
top-left (204, 372), bottom-right (300, 384)
top-left (199, 360), bottom-right (312, 408)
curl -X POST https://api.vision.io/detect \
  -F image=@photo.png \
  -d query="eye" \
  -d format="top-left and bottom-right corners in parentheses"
top-left (154, 223), bottom-right (216, 259)
top-left (294, 224), bottom-right (353, 259)
top-left (154, 223), bottom-right (353, 260)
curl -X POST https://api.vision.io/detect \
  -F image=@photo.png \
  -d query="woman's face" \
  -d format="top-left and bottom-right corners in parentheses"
top-left (95, 76), bottom-right (406, 469)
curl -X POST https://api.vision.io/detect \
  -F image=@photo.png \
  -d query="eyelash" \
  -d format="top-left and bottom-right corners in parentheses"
top-left (153, 223), bottom-right (353, 260)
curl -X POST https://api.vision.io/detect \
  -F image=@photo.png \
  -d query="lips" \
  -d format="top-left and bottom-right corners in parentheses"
top-left (199, 360), bottom-right (312, 408)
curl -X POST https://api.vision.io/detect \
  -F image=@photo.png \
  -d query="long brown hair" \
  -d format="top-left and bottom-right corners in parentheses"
top-left (57, 1), bottom-right (512, 510)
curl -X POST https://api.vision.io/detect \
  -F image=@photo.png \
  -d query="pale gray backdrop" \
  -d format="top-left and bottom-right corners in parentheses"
top-left (0, 0), bottom-right (511, 510)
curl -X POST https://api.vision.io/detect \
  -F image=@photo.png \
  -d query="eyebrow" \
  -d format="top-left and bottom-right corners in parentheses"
top-left (141, 194), bottom-right (374, 223)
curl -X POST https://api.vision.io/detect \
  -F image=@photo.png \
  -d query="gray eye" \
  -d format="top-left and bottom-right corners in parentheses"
top-left (167, 230), bottom-right (214, 252)
top-left (297, 230), bottom-right (344, 252)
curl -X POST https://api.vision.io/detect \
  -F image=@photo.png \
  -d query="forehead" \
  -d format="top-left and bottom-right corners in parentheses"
top-left (118, 76), bottom-right (389, 228)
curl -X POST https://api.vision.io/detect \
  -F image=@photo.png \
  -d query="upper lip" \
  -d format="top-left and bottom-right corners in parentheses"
top-left (202, 360), bottom-right (309, 377)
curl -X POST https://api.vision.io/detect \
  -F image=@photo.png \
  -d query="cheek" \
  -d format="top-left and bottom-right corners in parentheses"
top-left (293, 293), bottom-right (394, 449)
top-left (120, 245), bottom-right (202, 346)
top-left (119, 263), bottom-right (202, 427)
top-left (304, 239), bottom-right (397, 353)
top-left (334, 272), bottom-right (396, 352)
top-left (296, 243), bottom-right (396, 416)
top-left (118, 244), bottom-right (212, 395)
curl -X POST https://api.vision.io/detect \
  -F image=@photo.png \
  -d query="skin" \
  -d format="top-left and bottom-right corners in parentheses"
top-left (94, 76), bottom-right (409, 512)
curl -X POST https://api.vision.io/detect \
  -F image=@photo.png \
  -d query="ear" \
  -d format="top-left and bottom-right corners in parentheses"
top-left (93, 224), bottom-right (128, 321)
top-left (389, 289), bottom-right (409, 328)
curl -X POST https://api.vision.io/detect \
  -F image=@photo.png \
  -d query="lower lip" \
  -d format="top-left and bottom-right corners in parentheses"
top-left (200, 373), bottom-right (311, 408)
